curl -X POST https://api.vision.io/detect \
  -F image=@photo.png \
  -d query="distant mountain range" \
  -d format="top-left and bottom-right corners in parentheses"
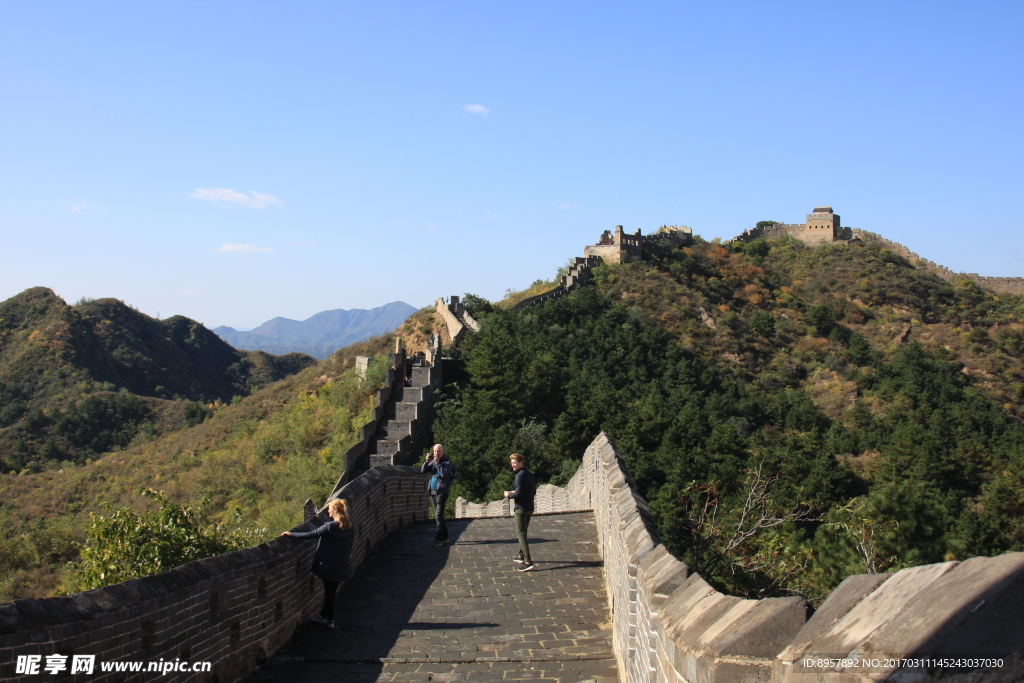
top-left (213, 302), bottom-right (418, 359)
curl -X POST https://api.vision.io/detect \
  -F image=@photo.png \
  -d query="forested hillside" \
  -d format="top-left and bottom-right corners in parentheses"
top-left (0, 287), bottom-right (316, 471)
top-left (434, 235), bottom-right (1024, 602)
top-left (0, 304), bottom-right (448, 602)
top-left (3, 236), bottom-right (1022, 606)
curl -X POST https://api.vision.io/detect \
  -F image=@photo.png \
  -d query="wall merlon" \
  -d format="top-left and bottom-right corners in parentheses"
top-left (870, 552), bottom-right (1024, 655)
top-left (676, 592), bottom-right (745, 647)
top-left (777, 572), bottom-right (888, 667)
top-left (714, 598), bottom-right (809, 660)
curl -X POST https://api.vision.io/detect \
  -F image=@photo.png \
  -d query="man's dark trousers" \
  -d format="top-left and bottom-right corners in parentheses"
top-left (431, 491), bottom-right (449, 542)
top-left (515, 509), bottom-right (532, 563)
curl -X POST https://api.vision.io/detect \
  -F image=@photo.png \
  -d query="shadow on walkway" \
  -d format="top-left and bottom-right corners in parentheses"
top-left (247, 513), bottom-right (617, 683)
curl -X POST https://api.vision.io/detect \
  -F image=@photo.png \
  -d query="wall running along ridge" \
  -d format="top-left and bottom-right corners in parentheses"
top-left (849, 230), bottom-right (1024, 295)
top-left (455, 433), bottom-right (1024, 682)
top-left (733, 223), bottom-right (1023, 296)
top-left (434, 296), bottom-right (480, 345)
top-left (513, 256), bottom-right (603, 310)
top-left (0, 466), bottom-right (430, 683)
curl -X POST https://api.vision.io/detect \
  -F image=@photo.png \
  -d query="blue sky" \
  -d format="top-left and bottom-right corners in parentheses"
top-left (1, 1), bottom-right (1021, 329)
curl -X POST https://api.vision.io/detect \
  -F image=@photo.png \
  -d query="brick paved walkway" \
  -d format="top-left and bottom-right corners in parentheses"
top-left (246, 512), bottom-right (617, 682)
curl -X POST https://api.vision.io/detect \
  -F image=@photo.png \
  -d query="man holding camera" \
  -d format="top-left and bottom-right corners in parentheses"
top-left (422, 443), bottom-right (455, 546)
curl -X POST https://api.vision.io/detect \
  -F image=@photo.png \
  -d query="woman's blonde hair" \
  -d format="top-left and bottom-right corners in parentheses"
top-left (327, 499), bottom-right (352, 530)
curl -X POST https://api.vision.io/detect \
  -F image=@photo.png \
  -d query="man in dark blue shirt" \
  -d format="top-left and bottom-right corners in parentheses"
top-left (504, 453), bottom-right (537, 571)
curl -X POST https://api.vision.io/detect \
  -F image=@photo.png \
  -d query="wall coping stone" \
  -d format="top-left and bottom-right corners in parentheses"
top-left (776, 572), bottom-right (889, 664)
top-left (867, 552), bottom-right (1024, 656)
top-left (713, 597), bottom-right (810, 659)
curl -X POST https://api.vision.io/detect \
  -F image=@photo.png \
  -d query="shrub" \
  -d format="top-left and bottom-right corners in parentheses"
top-left (65, 489), bottom-right (263, 592)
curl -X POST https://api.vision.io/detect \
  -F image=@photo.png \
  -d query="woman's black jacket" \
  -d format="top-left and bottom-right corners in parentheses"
top-left (289, 519), bottom-right (354, 583)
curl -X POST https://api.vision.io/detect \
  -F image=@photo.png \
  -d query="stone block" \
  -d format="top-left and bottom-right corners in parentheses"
top-left (792, 561), bottom-right (958, 658)
top-left (868, 552), bottom-right (1024, 658)
top-left (638, 544), bottom-right (677, 589)
top-left (74, 586), bottom-right (126, 613)
top-left (675, 591), bottom-right (743, 645)
top-left (776, 572), bottom-right (889, 668)
top-left (661, 573), bottom-right (717, 632)
top-left (707, 596), bottom-right (809, 659)
top-left (622, 515), bottom-right (658, 562)
top-left (0, 603), bottom-right (28, 635)
top-left (705, 658), bottom-right (773, 683)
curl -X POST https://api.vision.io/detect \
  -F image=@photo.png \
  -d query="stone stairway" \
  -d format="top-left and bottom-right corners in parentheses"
top-left (369, 365), bottom-right (436, 468)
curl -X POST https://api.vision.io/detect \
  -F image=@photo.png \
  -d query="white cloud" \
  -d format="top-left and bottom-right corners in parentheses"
top-left (427, 222), bottom-right (438, 231)
top-left (215, 243), bottom-right (274, 254)
top-left (191, 188), bottom-right (284, 209)
top-left (463, 104), bottom-right (490, 117)
top-left (486, 212), bottom-right (502, 221)
top-left (70, 198), bottom-right (99, 213)
top-left (559, 202), bottom-right (582, 211)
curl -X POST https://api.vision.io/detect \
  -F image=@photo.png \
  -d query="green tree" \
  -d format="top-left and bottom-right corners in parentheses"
top-left (66, 489), bottom-right (262, 591)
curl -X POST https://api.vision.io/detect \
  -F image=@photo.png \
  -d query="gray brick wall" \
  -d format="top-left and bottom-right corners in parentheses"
top-left (0, 466), bottom-right (429, 683)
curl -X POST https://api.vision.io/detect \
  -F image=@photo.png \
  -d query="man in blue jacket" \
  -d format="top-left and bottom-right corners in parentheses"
top-left (504, 453), bottom-right (537, 572)
top-left (422, 443), bottom-right (455, 546)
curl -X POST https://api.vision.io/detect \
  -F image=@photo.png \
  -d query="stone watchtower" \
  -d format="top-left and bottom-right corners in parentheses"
top-left (734, 206), bottom-right (842, 246)
top-left (803, 205), bottom-right (840, 243)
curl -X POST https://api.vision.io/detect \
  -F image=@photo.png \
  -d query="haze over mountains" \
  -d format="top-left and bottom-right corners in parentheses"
top-left (213, 301), bottom-right (418, 359)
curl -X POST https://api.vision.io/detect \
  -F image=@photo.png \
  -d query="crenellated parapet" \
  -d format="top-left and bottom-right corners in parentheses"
top-left (852, 229), bottom-right (1024, 295)
top-left (0, 466), bottom-right (430, 683)
top-left (435, 295), bottom-right (481, 345)
top-left (512, 256), bottom-right (603, 310)
top-left (455, 433), bottom-right (1024, 682)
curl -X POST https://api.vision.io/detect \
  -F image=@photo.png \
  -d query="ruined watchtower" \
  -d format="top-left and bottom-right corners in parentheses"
top-left (583, 225), bottom-right (644, 264)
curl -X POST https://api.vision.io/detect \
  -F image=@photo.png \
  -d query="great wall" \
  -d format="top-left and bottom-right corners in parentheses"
top-left (2, 208), bottom-right (1022, 682)
top-left (731, 207), bottom-right (1024, 295)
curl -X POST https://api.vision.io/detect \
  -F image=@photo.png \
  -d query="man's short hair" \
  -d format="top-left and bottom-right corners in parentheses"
top-left (510, 453), bottom-right (525, 464)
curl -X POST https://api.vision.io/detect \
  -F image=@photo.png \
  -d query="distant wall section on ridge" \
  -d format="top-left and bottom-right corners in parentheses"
top-left (731, 207), bottom-right (1022, 296)
top-left (850, 229), bottom-right (1024, 295)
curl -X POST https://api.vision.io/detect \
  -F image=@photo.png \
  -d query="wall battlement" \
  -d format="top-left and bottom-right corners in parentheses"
top-left (851, 229), bottom-right (1024, 295)
top-left (514, 224), bottom-right (693, 312)
top-left (455, 433), bottom-right (1024, 682)
top-left (1, 466), bottom-right (430, 683)
top-left (731, 209), bottom-right (1021, 296)
top-left (435, 295), bottom-right (481, 344)
top-left (512, 255), bottom-right (603, 310)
